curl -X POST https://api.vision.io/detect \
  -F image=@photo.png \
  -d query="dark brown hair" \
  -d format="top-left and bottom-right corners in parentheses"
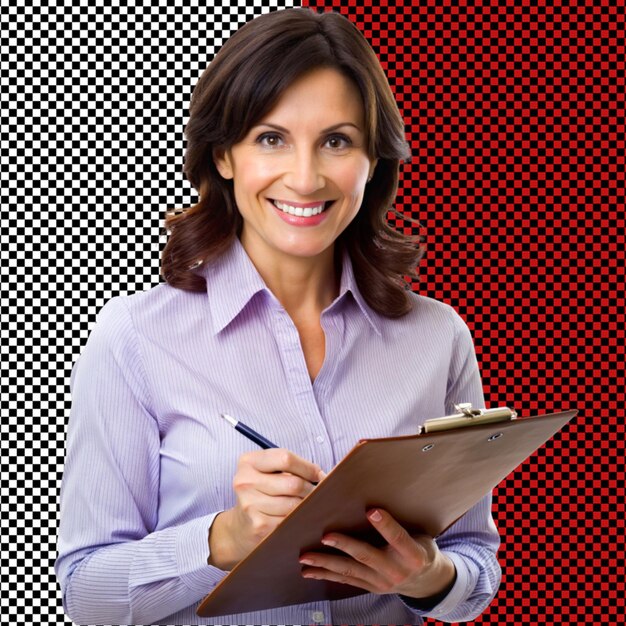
top-left (162, 8), bottom-right (424, 317)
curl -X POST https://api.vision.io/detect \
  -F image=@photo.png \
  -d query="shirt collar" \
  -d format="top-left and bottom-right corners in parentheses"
top-left (202, 237), bottom-right (382, 336)
top-left (335, 245), bottom-right (382, 336)
top-left (202, 237), bottom-right (271, 335)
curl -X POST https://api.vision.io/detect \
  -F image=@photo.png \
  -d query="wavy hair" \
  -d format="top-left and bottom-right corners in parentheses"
top-left (162, 8), bottom-right (424, 317)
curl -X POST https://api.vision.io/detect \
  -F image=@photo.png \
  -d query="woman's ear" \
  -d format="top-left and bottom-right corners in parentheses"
top-left (213, 148), bottom-right (234, 180)
top-left (368, 158), bottom-right (379, 181)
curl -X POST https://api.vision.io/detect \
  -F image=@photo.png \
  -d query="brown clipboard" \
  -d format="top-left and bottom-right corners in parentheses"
top-left (197, 409), bottom-right (577, 617)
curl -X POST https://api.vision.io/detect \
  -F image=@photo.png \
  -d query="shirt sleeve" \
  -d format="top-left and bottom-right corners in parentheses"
top-left (54, 297), bottom-right (227, 625)
top-left (399, 307), bottom-right (502, 622)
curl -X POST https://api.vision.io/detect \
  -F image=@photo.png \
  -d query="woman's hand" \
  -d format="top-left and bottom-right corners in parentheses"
top-left (208, 448), bottom-right (325, 570)
top-left (299, 508), bottom-right (456, 600)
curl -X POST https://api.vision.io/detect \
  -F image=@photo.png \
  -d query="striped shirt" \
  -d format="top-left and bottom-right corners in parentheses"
top-left (55, 237), bottom-right (501, 625)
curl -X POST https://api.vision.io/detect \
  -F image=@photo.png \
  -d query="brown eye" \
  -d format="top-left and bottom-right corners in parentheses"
top-left (258, 133), bottom-right (283, 147)
top-left (325, 134), bottom-right (351, 150)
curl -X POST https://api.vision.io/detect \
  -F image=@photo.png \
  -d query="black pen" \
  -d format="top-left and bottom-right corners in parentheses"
top-left (220, 413), bottom-right (279, 449)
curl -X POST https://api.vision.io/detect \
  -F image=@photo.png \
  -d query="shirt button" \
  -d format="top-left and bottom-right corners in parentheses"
top-left (312, 611), bottom-right (325, 623)
top-left (316, 435), bottom-right (325, 444)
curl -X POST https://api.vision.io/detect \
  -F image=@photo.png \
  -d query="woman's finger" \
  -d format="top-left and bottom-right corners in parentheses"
top-left (366, 508), bottom-right (427, 565)
top-left (238, 469), bottom-right (317, 499)
top-left (253, 494), bottom-right (307, 517)
top-left (299, 553), bottom-right (385, 593)
top-left (245, 448), bottom-right (324, 484)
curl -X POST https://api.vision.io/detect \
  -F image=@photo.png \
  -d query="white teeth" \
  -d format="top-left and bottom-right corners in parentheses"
top-left (273, 200), bottom-right (326, 217)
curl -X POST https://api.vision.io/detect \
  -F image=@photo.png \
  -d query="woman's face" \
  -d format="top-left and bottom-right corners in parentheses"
top-left (215, 67), bottom-right (377, 267)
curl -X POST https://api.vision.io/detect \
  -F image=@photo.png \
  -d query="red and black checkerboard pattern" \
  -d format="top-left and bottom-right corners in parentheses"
top-left (2, 0), bottom-right (623, 624)
top-left (303, 0), bottom-right (625, 624)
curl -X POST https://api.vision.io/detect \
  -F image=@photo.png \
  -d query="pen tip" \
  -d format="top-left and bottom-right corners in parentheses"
top-left (220, 413), bottom-right (238, 427)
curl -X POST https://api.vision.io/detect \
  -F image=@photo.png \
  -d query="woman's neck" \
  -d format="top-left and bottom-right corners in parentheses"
top-left (241, 239), bottom-right (339, 322)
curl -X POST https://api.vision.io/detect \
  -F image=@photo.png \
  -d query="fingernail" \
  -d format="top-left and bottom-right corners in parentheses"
top-left (368, 509), bottom-right (382, 522)
top-left (318, 470), bottom-right (327, 481)
top-left (321, 537), bottom-right (336, 547)
top-left (299, 558), bottom-right (315, 565)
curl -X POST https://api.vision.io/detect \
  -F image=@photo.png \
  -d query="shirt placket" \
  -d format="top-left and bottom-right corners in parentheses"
top-left (272, 308), bottom-right (335, 472)
top-left (271, 307), bottom-right (344, 625)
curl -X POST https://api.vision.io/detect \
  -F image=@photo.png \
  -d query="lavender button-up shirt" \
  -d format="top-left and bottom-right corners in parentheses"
top-left (55, 238), bottom-right (501, 625)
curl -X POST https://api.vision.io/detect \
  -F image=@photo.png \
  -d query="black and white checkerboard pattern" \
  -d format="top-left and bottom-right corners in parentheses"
top-left (1, 2), bottom-right (294, 625)
top-left (3, 1), bottom-right (625, 625)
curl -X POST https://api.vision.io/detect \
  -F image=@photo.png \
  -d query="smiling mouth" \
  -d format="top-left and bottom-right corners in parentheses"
top-left (271, 199), bottom-right (334, 217)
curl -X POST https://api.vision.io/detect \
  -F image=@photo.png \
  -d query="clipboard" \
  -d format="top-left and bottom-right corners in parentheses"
top-left (197, 407), bottom-right (577, 617)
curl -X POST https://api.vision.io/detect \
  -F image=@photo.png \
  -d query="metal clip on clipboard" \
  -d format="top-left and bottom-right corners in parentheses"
top-left (420, 403), bottom-right (517, 433)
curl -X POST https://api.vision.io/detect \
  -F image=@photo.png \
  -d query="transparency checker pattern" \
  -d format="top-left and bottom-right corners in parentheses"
top-left (1, 1), bottom-right (295, 625)
top-left (2, 1), bottom-right (625, 626)
top-left (301, 1), bottom-right (625, 625)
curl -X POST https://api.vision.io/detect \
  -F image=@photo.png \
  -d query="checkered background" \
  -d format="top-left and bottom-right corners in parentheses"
top-left (1, 0), bottom-right (623, 625)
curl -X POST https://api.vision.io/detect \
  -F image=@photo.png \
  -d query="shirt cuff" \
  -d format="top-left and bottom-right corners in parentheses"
top-left (175, 512), bottom-right (229, 596)
top-left (399, 551), bottom-right (472, 618)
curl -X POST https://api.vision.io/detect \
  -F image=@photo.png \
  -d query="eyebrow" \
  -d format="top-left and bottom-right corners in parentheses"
top-left (252, 122), bottom-right (363, 134)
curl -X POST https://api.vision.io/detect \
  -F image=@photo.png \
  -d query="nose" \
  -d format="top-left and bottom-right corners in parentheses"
top-left (283, 149), bottom-right (325, 196)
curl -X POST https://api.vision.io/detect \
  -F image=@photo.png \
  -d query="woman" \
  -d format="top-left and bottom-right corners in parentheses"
top-left (55, 8), bottom-right (501, 625)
